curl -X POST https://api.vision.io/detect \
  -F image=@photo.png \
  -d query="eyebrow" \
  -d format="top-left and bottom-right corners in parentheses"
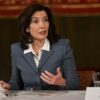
top-left (31, 16), bottom-right (48, 20)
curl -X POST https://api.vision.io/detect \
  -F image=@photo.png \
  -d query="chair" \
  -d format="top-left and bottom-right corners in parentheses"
top-left (77, 70), bottom-right (95, 90)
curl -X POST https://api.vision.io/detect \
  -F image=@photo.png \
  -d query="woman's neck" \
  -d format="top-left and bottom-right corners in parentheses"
top-left (32, 40), bottom-right (45, 54)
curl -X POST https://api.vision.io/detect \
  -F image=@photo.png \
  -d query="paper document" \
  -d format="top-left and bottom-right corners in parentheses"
top-left (85, 87), bottom-right (100, 100)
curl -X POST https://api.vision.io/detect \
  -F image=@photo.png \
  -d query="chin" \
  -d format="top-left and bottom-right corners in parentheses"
top-left (39, 36), bottom-right (47, 40)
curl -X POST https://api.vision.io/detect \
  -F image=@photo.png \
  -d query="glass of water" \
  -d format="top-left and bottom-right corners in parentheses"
top-left (93, 72), bottom-right (100, 87)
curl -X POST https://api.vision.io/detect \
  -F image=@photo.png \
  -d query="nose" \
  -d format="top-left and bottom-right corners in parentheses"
top-left (39, 21), bottom-right (45, 28)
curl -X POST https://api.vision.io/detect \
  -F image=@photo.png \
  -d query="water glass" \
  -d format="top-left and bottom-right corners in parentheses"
top-left (93, 72), bottom-right (100, 87)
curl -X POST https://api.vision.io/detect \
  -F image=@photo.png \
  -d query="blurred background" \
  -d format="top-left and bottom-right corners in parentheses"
top-left (0, 0), bottom-right (100, 81)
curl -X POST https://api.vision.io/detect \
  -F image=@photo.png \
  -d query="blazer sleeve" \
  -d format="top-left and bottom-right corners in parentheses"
top-left (62, 39), bottom-right (80, 90)
top-left (8, 43), bottom-right (24, 90)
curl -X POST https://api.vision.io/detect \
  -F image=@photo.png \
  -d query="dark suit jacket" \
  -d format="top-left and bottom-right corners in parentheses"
top-left (9, 39), bottom-right (80, 90)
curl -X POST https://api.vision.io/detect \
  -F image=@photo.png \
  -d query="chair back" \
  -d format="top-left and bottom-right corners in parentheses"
top-left (77, 70), bottom-right (95, 90)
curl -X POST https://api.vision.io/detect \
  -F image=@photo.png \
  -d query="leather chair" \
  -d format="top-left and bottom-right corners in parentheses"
top-left (77, 70), bottom-right (95, 90)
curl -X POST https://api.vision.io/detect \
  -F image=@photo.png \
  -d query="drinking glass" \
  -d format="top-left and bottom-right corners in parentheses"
top-left (93, 72), bottom-right (100, 87)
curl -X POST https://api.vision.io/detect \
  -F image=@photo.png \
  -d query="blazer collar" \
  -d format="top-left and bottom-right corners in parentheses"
top-left (38, 49), bottom-right (54, 69)
top-left (38, 43), bottom-right (56, 69)
top-left (22, 46), bottom-right (54, 71)
top-left (22, 52), bottom-right (38, 72)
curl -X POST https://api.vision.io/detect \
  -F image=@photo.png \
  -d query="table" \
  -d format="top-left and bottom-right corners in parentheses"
top-left (0, 90), bottom-right (85, 100)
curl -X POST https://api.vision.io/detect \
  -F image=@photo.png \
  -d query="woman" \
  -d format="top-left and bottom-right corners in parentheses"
top-left (0, 4), bottom-right (79, 90)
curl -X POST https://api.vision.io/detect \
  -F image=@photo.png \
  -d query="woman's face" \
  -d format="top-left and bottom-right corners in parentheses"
top-left (27, 10), bottom-right (49, 41)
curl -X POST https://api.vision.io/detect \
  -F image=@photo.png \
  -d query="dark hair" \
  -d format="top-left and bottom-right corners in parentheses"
top-left (18, 4), bottom-right (61, 49)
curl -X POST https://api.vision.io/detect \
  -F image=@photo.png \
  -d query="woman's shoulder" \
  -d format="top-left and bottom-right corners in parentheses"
top-left (11, 42), bottom-right (20, 48)
top-left (57, 38), bottom-right (70, 45)
top-left (11, 42), bottom-right (22, 52)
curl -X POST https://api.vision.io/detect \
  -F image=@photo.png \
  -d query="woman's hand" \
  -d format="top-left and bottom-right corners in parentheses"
top-left (40, 67), bottom-right (66, 86)
top-left (0, 80), bottom-right (10, 90)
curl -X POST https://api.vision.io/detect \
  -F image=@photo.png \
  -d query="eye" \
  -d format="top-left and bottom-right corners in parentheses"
top-left (44, 18), bottom-right (48, 22)
top-left (31, 19), bottom-right (39, 24)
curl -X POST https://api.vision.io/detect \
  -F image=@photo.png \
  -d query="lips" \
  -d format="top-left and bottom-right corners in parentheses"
top-left (39, 30), bottom-right (46, 35)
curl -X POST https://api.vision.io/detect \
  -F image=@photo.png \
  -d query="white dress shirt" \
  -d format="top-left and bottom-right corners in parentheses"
top-left (24, 39), bottom-right (50, 67)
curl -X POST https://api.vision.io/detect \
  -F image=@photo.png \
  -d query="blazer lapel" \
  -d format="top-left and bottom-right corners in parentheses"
top-left (38, 49), bottom-right (54, 69)
top-left (22, 52), bottom-right (38, 72)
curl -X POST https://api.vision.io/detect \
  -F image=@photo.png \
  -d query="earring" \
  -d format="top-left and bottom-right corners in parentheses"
top-left (26, 29), bottom-right (29, 33)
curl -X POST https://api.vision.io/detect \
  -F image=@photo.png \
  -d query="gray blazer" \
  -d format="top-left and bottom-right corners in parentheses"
top-left (9, 39), bottom-right (80, 90)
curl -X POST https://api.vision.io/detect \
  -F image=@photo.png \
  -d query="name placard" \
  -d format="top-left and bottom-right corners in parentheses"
top-left (85, 87), bottom-right (100, 100)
